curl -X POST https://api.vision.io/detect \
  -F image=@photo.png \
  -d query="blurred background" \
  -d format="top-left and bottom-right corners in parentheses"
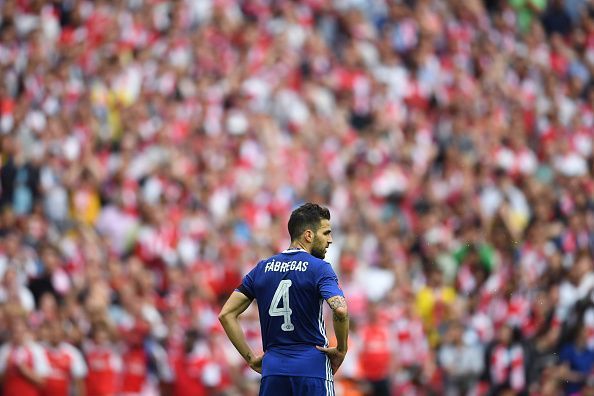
top-left (0, 0), bottom-right (593, 395)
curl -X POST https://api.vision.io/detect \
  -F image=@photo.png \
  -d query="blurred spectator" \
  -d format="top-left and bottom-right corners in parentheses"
top-left (557, 323), bottom-right (594, 394)
top-left (415, 266), bottom-right (457, 346)
top-left (541, 0), bottom-right (574, 36)
top-left (358, 303), bottom-right (392, 396)
top-left (0, 267), bottom-right (35, 312)
top-left (83, 323), bottom-right (121, 396)
top-left (509, 0), bottom-right (548, 34)
top-left (0, 310), bottom-right (49, 396)
top-left (558, 252), bottom-right (594, 321)
top-left (170, 328), bottom-right (223, 396)
top-left (119, 321), bottom-right (172, 396)
top-left (483, 324), bottom-right (527, 395)
top-left (40, 320), bottom-right (87, 396)
top-left (438, 320), bottom-right (484, 396)
top-left (28, 245), bottom-right (70, 307)
top-left (523, 289), bottom-right (561, 391)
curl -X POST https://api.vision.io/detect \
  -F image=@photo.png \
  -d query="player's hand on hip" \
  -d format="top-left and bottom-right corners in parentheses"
top-left (248, 354), bottom-right (263, 374)
top-left (316, 346), bottom-right (347, 374)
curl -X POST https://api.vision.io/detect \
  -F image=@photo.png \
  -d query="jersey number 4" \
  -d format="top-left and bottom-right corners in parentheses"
top-left (268, 280), bottom-right (295, 331)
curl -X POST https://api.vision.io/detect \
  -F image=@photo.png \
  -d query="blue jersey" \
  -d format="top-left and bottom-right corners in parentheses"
top-left (238, 248), bottom-right (344, 380)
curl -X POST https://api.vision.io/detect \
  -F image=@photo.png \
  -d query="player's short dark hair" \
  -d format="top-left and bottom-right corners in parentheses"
top-left (288, 203), bottom-right (330, 241)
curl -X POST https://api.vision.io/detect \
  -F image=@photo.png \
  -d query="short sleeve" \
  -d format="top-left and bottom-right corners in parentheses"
top-left (66, 345), bottom-right (88, 379)
top-left (0, 344), bottom-right (9, 374)
top-left (110, 350), bottom-right (123, 372)
top-left (317, 262), bottom-right (344, 300)
top-left (236, 265), bottom-right (258, 300)
top-left (31, 343), bottom-right (51, 377)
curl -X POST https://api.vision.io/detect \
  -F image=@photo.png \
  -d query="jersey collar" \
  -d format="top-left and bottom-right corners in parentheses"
top-left (282, 248), bottom-right (307, 254)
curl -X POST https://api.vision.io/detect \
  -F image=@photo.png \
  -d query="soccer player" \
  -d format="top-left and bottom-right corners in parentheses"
top-left (219, 203), bottom-right (349, 395)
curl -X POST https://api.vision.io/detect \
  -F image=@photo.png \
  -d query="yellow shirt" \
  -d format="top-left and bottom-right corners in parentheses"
top-left (71, 188), bottom-right (101, 225)
top-left (415, 286), bottom-right (457, 345)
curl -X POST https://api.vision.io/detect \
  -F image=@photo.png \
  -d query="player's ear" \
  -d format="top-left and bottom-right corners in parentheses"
top-left (304, 229), bottom-right (314, 243)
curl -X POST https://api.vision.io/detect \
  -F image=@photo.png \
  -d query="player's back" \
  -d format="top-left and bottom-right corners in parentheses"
top-left (240, 248), bottom-right (342, 380)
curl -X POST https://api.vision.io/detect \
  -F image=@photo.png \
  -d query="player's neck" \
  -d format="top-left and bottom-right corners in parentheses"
top-left (288, 240), bottom-right (310, 253)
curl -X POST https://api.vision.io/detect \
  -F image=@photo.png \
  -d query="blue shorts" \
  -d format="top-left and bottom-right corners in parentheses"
top-left (259, 375), bottom-right (335, 396)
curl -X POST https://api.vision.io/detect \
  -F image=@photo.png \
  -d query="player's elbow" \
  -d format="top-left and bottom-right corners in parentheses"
top-left (332, 306), bottom-right (349, 321)
top-left (218, 307), bottom-right (231, 324)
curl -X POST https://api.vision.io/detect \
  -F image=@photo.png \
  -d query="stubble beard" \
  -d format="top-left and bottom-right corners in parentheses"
top-left (311, 237), bottom-right (326, 259)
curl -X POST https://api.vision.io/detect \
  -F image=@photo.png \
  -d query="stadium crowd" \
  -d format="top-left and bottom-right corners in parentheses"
top-left (0, 0), bottom-right (593, 395)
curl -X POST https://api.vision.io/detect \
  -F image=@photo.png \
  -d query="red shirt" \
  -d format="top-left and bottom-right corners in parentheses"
top-left (42, 343), bottom-right (86, 396)
top-left (120, 347), bottom-right (148, 394)
top-left (171, 352), bottom-right (207, 396)
top-left (359, 323), bottom-right (392, 381)
top-left (0, 343), bottom-right (50, 396)
top-left (84, 344), bottom-right (121, 396)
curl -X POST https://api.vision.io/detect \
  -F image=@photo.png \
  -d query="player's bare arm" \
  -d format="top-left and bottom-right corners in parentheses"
top-left (327, 296), bottom-right (348, 322)
top-left (317, 295), bottom-right (349, 374)
top-left (218, 291), bottom-right (263, 373)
